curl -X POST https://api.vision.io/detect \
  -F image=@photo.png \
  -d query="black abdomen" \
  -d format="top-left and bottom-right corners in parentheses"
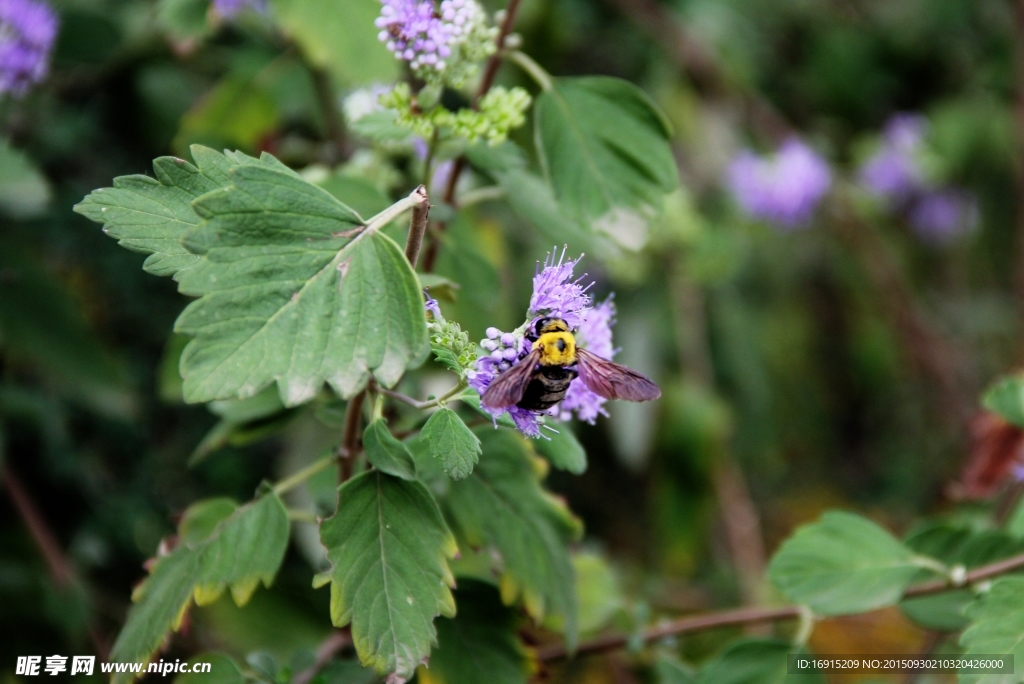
top-left (517, 366), bottom-right (577, 410)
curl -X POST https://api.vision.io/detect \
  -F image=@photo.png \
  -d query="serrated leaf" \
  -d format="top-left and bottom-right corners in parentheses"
top-left (364, 417), bottom-right (417, 480)
top-left (443, 428), bottom-right (582, 648)
top-left (422, 407), bottom-right (481, 480)
top-left (418, 581), bottom-right (529, 684)
top-left (767, 510), bottom-right (921, 615)
top-left (696, 639), bottom-right (823, 684)
top-left (272, 0), bottom-right (399, 86)
top-left (960, 576), bottom-right (1024, 684)
top-left (173, 165), bottom-right (428, 405)
top-left (534, 77), bottom-right (678, 225)
top-left (983, 374), bottom-right (1024, 429)
top-left (320, 471), bottom-right (457, 679)
top-left (74, 146), bottom-right (285, 277)
top-left (109, 494), bottom-right (289, 683)
top-left (534, 426), bottom-right (587, 474)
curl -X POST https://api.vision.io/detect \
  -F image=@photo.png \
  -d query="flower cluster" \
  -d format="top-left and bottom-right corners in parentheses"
top-left (858, 113), bottom-right (978, 245)
top-left (0, 0), bottom-right (58, 98)
top-left (425, 296), bottom-right (478, 377)
top-left (379, 82), bottom-right (530, 146)
top-left (469, 250), bottom-right (618, 437)
top-left (210, 0), bottom-right (265, 18)
top-left (726, 138), bottom-right (832, 229)
top-left (375, 0), bottom-right (496, 86)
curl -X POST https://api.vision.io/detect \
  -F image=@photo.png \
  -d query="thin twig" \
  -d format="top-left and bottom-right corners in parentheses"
top-left (292, 629), bottom-right (353, 684)
top-left (338, 391), bottom-right (366, 483)
top-left (405, 185), bottom-right (431, 269)
top-left (310, 66), bottom-right (347, 163)
top-left (273, 455), bottom-right (336, 496)
top-left (378, 380), bottom-right (468, 410)
top-left (2, 464), bottom-right (110, 660)
top-left (537, 549), bottom-right (1024, 663)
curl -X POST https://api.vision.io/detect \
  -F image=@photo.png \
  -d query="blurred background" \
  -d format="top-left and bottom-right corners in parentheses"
top-left (1, 0), bottom-right (1022, 681)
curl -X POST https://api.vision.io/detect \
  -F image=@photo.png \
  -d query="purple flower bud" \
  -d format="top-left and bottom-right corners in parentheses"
top-left (726, 138), bottom-right (832, 229)
top-left (502, 347), bottom-right (519, 361)
top-left (0, 0), bottom-right (58, 98)
top-left (480, 339), bottom-right (498, 351)
top-left (500, 333), bottom-right (516, 347)
top-left (486, 326), bottom-right (501, 339)
top-left (490, 349), bottom-right (504, 361)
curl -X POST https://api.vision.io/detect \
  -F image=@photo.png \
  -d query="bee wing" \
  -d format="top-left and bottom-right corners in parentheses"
top-left (575, 348), bottom-right (661, 402)
top-left (481, 349), bottom-right (543, 409)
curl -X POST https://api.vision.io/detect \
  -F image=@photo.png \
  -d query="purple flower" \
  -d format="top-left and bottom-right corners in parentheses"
top-left (528, 248), bottom-right (593, 329)
top-left (424, 295), bottom-right (441, 319)
top-left (551, 298), bottom-right (616, 424)
top-left (376, 0), bottom-right (455, 74)
top-left (859, 114), bottom-right (928, 202)
top-left (726, 138), bottom-right (832, 229)
top-left (468, 326), bottom-right (542, 437)
top-left (211, 0), bottom-right (265, 18)
top-left (0, 0), bottom-right (58, 98)
top-left (909, 189), bottom-right (978, 245)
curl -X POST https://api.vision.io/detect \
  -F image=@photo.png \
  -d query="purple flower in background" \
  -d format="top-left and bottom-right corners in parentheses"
top-left (211, 0), bottom-right (265, 18)
top-left (0, 0), bottom-right (58, 98)
top-left (909, 189), bottom-right (978, 245)
top-left (726, 138), bottom-right (832, 228)
top-left (859, 114), bottom-right (928, 202)
top-left (551, 298), bottom-right (616, 424)
top-left (528, 248), bottom-right (593, 329)
top-left (376, 0), bottom-right (454, 74)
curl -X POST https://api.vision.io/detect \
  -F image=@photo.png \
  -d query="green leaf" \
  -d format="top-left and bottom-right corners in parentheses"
top-left (960, 576), bottom-right (1024, 684)
top-left (109, 494), bottom-right (289, 683)
top-left (74, 146), bottom-right (285, 277)
top-left (534, 77), bottom-right (678, 225)
top-left (364, 417), bottom-right (417, 480)
top-left (174, 74), bottom-right (279, 155)
top-left (315, 173), bottom-right (392, 219)
top-left (156, 0), bottom-right (210, 42)
top-left (173, 653), bottom-right (245, 684)
top-left (271, 0), bottom-right (399, 86)
top-left (417, 581), bottom-right (530, 684)
top-left (572, 552), bottom-right (622, 634)
top-left (696, 639), bottom-right (823, 684)
top-left (443, 428), bottom-right (582, 647)
top-left (983, 374), bottom-right (1024, 429)
top-left (174, 165), bottom-right (428, 405)
top-left (767, 510), bottom-right (921, 615)
top-left (422, 407), bottom-right (481, 480)
top-left (0, 139), bottom-right (50, 218)
top-left (319, 471), bottom-right (457, 679)
top-left (534, 426), bottom-right (587, 474)
top-left (191, 388), bottom-right (292, 464)
top-left (656, 656), bottom-right (696, 684)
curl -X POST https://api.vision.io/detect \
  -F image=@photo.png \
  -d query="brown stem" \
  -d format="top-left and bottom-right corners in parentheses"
top-left (310, 66), bottom-right (347, 163)
top-left (420, 0), bottom-right (522, 273)
top-left (405, 185), bottom-right (431, 269)
top-left (2, 464), bottom-right (110, 659)
top-left (537, 549), bottom-right (1024, 663)
top-left (292, 629), bottom-right (352, 684)
top-left (338, 391), bottom-right (366, 483)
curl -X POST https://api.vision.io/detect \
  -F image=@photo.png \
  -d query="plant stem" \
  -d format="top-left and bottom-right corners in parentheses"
top-left (273, 454), bottom-right (336, 495)
top-left (338, 390), bottom-right (367, 483)
top-left (458, 185), bottom-right (506, 208)
top-left (365, 187), bottom-right (428, 234)
top-left (286, 509), bottom-right (320, 524)
top-left (405, 185), bottom-right (431, 269)
top-left (378, 380), bottom-right (467, 410)
top-left (537, 549), bottom-right (1024, 663)
top-left (310, 65), bottom-right (347, 163)
top-left (292, 630), bottom-right (353, 684)
top-left (505, 50), bottom-right (553, 91)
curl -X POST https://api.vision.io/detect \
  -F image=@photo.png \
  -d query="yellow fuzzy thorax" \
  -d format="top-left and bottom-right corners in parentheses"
top-left (535, 331), bottom-right (577, 366)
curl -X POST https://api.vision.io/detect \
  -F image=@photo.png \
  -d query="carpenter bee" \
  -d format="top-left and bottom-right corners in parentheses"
top-left (481, 317), bottom-right (661, 411)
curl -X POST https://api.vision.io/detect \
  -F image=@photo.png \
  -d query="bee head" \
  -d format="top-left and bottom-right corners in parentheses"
top-left (533, 317), bottom-right (570, 338)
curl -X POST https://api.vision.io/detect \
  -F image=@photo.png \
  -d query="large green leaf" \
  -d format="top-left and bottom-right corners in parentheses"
top-left (767, 510), bottom-right (922, 615)
top-left (443, 428), bottom-right (582, 647)
top-left (982, 374), bottom-right (1024, 429)
top-left (173, 164), bottom-right (428, 405)
top-left (960, 577), bottom-right (1024, 684)
top-left (534, 77), bottom-right (678, 225)
top-left (320, 471), bottom-right (457, 679)
top-left (417, 581), bottom-right (529, 684)
top-left (422, 407), bottom-right (481, 480)
top-left (109, 494), bottom-right (289, 683)
top-left (74, 146), bottom-right (289, 277)
top-left (271, 0), bottom-right (398, 86)
top-left (696, 639), bottom-right (823, 684)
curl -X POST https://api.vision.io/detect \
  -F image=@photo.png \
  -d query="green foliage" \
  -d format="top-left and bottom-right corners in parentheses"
top-left (173, 164), bottom-right (428, 405)
top-left (572, 552), bottom-right (623, 634)
top-left (364, 417), bottom-right (417, 480)
top-left (768, 511), bottom-right (922, 615)
top-left (960, 577), bottom-right (1024, 684)
top-left (110, 494), bottom-right (289, 682)
top-left (534, 77), bottom-right (678, 225)
top-left (319, 471), bottom-right (457, 679)
top-left (0, 139), bottom-right (50, 218)
top-left (422, 407), bottom-right (481, 480)
top-left (174, 74), bottom-right (279, 154)
top-left (982, 374), bottom-right (1024, 429)
top-left (534, 425), bottom-right (587, 474)
top-left (173, 653), bottom-right (245, 684)
top-left (418, 582), bottom-right (530, 684)
top-left (695, 639), bottom-right (823, 684)
top-left (443, 428), bottom-right (582, 647)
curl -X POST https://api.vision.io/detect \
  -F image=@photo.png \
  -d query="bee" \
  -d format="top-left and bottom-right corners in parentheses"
top-left (481, 317), bottom-right (661, 411)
